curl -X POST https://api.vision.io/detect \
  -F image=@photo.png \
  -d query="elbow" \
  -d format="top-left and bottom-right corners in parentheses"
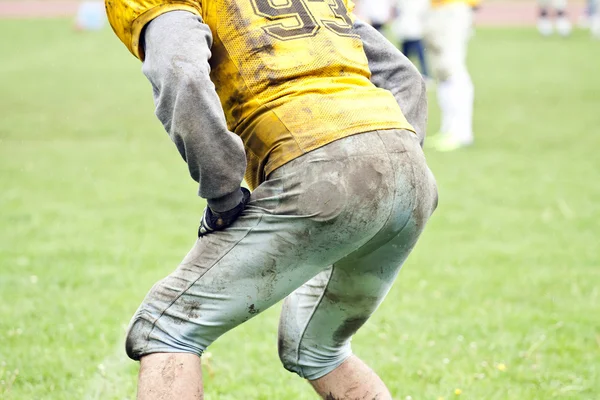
top-left (406, 61), bottom-right (427, 99)
top-left (143, 54), bottom-right (211, 95)
top-left (148, 60), bottom-right (213, 131)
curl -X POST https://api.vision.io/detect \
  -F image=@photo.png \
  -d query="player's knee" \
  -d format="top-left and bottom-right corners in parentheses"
top-left (435, 59), bottom-right (467, 82)
top-left (125, 310), bottom-right (207, 361)
top-left (277, 331), bottom-right (352, 380)
top-left (125, 314), bottom-right (155, 361)
top-left (278, 334), bottom-right (301, 376)
top-left (434, 63), bottom-right (452, 81)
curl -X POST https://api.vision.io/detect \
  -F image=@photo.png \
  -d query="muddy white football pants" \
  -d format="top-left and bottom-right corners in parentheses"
top-left (125, 129), bottom-right (438, 380)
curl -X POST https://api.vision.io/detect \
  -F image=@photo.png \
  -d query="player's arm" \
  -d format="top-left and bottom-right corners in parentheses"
top-left (106, 4), bottom-right (248, 230)
top-left (141, 12), bottom-right (247, 215)
top-left (354, 19), bottom-right (428, 146)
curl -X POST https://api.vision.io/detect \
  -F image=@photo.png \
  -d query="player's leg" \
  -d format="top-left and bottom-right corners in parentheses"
top-left (591, 0), bottom-right (598, 18)
top-left (128, 132), bottom-right (403, 399)
top-left (311, 355), bottom-right (391, 398)
top-left (395, 0), bottom-right (429, 78)
top-left (538, 0), bottom-right (554, 36)
top-left (278, 130), bottom-right (438, 398)
top-left (138, 353), bottom-right (202, 400)
top-left (402, 39), bottom-right (429, 78)
top-left (427, 3), bottom-right (474, 150)
top-left (401, 40), bottom-right (412, 59)
top-left (592, 0), bottom-right (600, 38)
top-left (415, 39), bottom-right (429, 78)
top-left (423, 6), bottom-right (452, 135)
top-left (554, 0), bottom-right (572, 36)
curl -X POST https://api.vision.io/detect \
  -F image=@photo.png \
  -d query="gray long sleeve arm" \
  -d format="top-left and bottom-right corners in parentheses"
top-left (355, 19), bottom-right (428, 146)
top-left (142, 11), bottom-right (247, 212)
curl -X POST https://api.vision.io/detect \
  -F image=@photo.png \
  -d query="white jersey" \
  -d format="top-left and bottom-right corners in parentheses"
top-left (393, 0), bottom-right (429, 40)
top-left (358, 0), bottom-right (394, 25)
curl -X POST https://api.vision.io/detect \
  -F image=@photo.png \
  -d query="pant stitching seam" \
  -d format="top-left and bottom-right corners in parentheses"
top-left (294, 265), bottom-right (335, 379)
top-left (291, 131), bottom-right (398, 376)
top-left (374, 130), bottom-right (402, 234)
top-left (335, 131), bottom-right (416, 270)
top-left (336, 130), bottom-right (407, 256)
top-left (402, 140), bottom-right (420, 216)
top-left (141, 215), bottom-right (266, 356)
top-left (141, 175), bottom-right (287, 356)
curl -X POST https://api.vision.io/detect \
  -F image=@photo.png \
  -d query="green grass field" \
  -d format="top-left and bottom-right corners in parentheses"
top-left (1, 19), bottom-right (599, 399)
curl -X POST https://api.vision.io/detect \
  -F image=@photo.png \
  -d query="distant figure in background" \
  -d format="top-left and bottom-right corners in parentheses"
top-left (393, 0), bottom-right (430, 78)
top-left (358, 0), bottom-right (394, 31)
top-left (424, 0), bottom-right (478, 151)
top-left (590, 0), bottom-right (600, 38)
top-left (578, 0), bottom-right (597, 28)
top-left (74, 1), bottom-right (106, 31)
top-left (537, 0), bottom-right (572, 36)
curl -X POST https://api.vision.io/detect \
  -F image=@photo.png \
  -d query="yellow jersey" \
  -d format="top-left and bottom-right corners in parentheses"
top-left (106, 0), bottom-right (414, 188)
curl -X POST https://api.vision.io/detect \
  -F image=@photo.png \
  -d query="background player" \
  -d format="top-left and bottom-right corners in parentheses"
top-left (393, 0), bottom-right (430, 79)
top-left (537, 0), bottom-right (572, 36)
top-left (424, 0), bottom-right (478, 151)
top-left (590, 0), bottom-right (600, 38)
top-left (105, 0), bottom-right (437, 398)
top-left (355, 0), bottom-right (394, 31)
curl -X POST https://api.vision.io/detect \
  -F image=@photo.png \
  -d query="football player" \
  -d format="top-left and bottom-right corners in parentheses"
top-left (424, 0), bottom-right (479, 151)
top-left (537, 0), bottom-right (572, 37)
top-left (105, 0), bottom-right (438, 397)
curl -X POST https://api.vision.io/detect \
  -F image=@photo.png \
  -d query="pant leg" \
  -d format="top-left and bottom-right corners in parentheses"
top-left (414, 39), bottom-right (429, 77)
top-left (401, 40), bottom-right (411, 57)
top-left (402, 40), bottom-right (429, 77)
top-left (425, 3), bottom-right (474, 139)
top-left (278, 130), bottom-right (438, 380)
top-left (426, 3), bottom-right (472, 82)
top-left (125, 131), bottom-right (404, 361)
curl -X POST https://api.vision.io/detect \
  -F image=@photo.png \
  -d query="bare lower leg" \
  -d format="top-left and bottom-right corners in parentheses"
top-left (309, 355), bottom-right (392, 400)
top-left (137, 353), bottom-right (203, 400)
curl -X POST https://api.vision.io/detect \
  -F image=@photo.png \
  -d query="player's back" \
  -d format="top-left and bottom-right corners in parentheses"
top-left (105, 0), bottom-right (414, 187)
top-left (204, 0), bottom-right (413, 187)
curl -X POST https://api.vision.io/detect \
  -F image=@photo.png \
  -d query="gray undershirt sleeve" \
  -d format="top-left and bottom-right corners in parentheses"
top-left (141, 11), bottom-right (247, 212)
top-left (355, 19), bottom-right (428, 146)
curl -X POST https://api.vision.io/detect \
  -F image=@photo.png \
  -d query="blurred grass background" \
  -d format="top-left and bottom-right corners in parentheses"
top-left (0, 20), bottom-right (599, 399)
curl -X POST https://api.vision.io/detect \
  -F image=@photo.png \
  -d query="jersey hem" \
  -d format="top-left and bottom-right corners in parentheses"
top-left (260, 122), bottom-right (415, 187)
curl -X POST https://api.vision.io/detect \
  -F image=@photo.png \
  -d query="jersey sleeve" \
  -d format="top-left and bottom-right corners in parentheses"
top-left (105, 0), bottom-right (203, 60)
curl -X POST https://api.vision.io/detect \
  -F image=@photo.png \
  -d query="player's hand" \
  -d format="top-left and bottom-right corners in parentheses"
top-left (198, 187), bottom-right (251, 237)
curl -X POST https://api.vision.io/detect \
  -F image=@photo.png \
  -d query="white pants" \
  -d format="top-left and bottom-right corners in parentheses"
top-left (424, 3), bottom-right (473, 82)
top-left (424, 3), bottom-right (475, 140)
top-left (125, 130), bottom-right (438, 380)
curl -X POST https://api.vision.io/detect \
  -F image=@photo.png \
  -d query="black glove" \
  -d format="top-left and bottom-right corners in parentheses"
top-left (198, 187), bottom-right (251, 237)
